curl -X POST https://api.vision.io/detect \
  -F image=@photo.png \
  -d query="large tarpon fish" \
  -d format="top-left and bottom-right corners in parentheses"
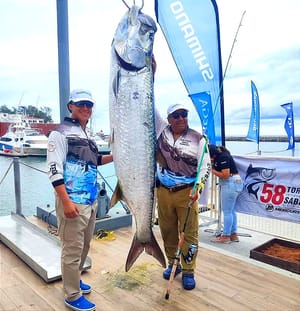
top-left (109, 4), bottom-right (166, 272)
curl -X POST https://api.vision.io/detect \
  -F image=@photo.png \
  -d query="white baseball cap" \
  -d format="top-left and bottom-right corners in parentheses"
top-left (167, 103), bottom-right (189, 116)
top-left (69, 89), bottom-right (95, 104)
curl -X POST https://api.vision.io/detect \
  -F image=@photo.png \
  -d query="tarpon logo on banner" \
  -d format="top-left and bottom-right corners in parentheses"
top-left (242, 164), bottom-right (276, 199)
top-left (233, 155), bottom-right (300, 224)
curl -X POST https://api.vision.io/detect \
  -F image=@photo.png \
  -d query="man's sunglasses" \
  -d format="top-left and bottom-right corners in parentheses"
top-left (170, 110), bottom-right (188, 119)
top-left (72, 100), bottom-right (94, 109)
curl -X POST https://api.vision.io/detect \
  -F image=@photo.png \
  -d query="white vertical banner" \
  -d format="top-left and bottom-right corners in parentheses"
top-left (233, 155), bottom-right (300, 223)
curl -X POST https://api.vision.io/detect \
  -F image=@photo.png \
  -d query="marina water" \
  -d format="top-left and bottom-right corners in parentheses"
top-left (0, 141), bottom-right (299, 217)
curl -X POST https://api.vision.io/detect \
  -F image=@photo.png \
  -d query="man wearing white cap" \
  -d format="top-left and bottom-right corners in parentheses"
top-left (47, 89), bottom-right (113, 311)
top-left (155, 103), bottom-right (211, 290)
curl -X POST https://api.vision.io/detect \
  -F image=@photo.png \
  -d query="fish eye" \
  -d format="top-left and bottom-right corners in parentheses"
top-left (261, 169), bottom-right (274, 179)
top-left (149, 32), bottom-right (154, 41)
top-left (140, 25), bottom-right (149, 35)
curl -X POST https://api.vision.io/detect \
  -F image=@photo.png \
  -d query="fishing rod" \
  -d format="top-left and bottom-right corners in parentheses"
top-left (213, 10), bottom-right (247, 146)
top-left (222, 10), bottom-right (246, 89)
top-left (207, 10), bottom-right (247, 234)
top-left (213, 10), bottom-right (246, 109)
top-left (165, 138), bottom-right (209, 300)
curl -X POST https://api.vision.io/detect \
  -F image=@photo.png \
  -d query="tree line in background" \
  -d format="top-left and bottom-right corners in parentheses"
top-left (0, 105), bottom-right (53, 123)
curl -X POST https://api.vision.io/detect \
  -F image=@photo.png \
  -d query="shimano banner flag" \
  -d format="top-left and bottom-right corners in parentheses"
top-left (155, 0), bottom-right (224, 145)
top-left (281, 102), bottom-right (295, 150)
top-left (246, 81), bottom-right (260, 143)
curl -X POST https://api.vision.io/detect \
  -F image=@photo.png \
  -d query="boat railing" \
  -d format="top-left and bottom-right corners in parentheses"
top-left (0, 157), bottom-right (130, 219)
top-left (0, 157), bottom-right (299, 241)
top-left (0, 157), bottom-right (93, 283)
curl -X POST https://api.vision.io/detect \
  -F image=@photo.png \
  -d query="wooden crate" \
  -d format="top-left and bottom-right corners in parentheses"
top-left (250, 238), bottom-right (300, 274)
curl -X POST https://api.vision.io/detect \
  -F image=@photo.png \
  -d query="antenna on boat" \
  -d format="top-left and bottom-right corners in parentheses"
top-left (18, 92), bottom-right (25, 109)
top-left (17, 92), bottom-right (26, 117)
top-left (36, 94), bottom-right (40, 107)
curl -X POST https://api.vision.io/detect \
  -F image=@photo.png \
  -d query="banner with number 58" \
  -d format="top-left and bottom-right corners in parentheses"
top-left (233, 155), bottom-right (300, 223)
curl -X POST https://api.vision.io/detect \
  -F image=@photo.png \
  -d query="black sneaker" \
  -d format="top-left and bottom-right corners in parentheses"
top-left (163, 264), bottom-right (182, 280)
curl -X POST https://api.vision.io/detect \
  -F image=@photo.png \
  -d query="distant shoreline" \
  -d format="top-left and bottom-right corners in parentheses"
top-left (226, 136), bottom-right (300, 142)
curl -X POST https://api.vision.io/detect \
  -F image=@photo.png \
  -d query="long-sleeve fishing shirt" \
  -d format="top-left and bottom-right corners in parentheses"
top-left (47, 117), bottom-right (101, 205)
top-left (155, 109), bottom-right (211, 188)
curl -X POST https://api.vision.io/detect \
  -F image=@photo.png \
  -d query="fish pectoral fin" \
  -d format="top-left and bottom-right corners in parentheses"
top-left (110, 180), bottom-right (124, 208)
top-left (112, 69), bottom-right (120, 98)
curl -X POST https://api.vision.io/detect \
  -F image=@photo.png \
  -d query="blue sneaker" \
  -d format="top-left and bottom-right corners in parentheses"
top-left (65, 296), bottom-right (95, 311)
top-left (182, 273), bottom-right (196, 290)
top-left (163, 264), bottom-right (182, 280)
top-left (80, 280), bottom-right (91, 294)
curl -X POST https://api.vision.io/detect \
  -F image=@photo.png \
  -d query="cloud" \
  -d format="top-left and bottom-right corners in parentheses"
top-left (0, 0), bottom-right (299, 137)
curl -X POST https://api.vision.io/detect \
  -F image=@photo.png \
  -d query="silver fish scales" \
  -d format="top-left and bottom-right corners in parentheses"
top-left (109, 5), bottom-right (166, 272)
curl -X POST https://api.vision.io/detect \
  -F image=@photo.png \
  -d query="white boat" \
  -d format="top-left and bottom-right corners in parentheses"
top-left (0, 144), bottom-right (28, 157)
top-left (93, 134), bottom-right (111, 155)
top-left (0, 122), bottom-right (48, 157)
top-left (0, 127), bottom-right (28, 157)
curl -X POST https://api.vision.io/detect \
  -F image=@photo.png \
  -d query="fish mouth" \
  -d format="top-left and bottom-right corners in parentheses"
top-left (112, 4), bottom-right (156, 71)
top-left (115, 48), bottom-right (146, 71)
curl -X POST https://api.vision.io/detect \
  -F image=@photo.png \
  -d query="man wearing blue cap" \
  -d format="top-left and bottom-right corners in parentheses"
top-left (47, 89), bottom-right (113, 311)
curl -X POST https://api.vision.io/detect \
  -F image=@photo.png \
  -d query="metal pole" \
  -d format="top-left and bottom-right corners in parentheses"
top-left (204, 174), bottom-right (222, 236)
top-left (216, 178), bottom-right (223, 235)
top-left (56, 0), bottom-right (70, 122)
top-left (13, 157), bottom-right (22, 216)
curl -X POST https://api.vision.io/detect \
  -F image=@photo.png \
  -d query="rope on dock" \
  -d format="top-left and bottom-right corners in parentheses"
top-left (19, 161), bottom-right (48, 174)
top-left (44, 209), bottom-right (58, 235)
top-left (0, 159), bottom-right (13, 186)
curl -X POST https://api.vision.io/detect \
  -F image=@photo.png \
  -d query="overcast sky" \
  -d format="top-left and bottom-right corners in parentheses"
top-left (1, 0), bottom-right (299, 138)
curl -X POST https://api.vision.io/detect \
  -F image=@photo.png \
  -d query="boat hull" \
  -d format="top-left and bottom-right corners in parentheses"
top-left (0, 122), bottom-right (48, 157)
top-left (23, 147), bottom-right (47, 157)
top-left (0, 149), bottom-right (28, 157)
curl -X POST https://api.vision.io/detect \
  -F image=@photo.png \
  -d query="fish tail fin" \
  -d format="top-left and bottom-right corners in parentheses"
top-left (145, 231), bottom-right (166, 269)
top-left (125, 234), bottom-right (145, 272)
top-left (125, 231), bottom-right (166, 272)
